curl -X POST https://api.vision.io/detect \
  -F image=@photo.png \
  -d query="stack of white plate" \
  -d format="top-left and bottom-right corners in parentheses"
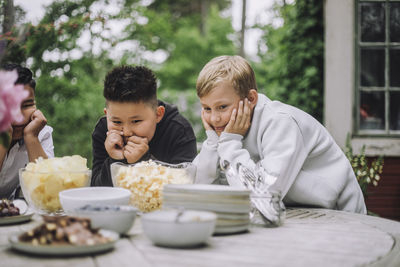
top-left (163, 184), bottom-right (251, 234)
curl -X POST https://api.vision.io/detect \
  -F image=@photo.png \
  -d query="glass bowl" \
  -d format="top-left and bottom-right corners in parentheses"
top-left (19, 168), bottom-right (91, 214)
top-left (110, 160), bottom-right (196, 213)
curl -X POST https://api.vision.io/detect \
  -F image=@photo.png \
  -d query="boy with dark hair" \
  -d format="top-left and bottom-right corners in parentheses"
top-left (0, 63), bottom-right (54, 199)
top-left (193, 55), bottom-right (366, 214)
top-left (91, 65), bottom-right (197, 186)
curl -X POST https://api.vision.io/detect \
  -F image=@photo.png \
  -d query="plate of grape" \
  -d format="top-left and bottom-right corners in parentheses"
top-left (0, 199), bottom-right (33, 225)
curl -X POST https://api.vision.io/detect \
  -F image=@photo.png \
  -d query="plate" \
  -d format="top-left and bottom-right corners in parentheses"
top-left (163, 192), bottom-right (250, 203)
top-left (163, 201), bottom-right (251, 213)
top-left (214, 223), bottom-right (250, 234)
top-left (0, 212), bottom-right (34, 225)
top-left (164, 184), bottom-right (251, 196)
top-left (9, 229), bottom-right (119, 256)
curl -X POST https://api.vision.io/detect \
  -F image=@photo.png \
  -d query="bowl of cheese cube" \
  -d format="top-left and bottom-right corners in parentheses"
top-left (19, 156), bottom-right (91, 214)
top-left (111, 160), bottom-right (196, 213)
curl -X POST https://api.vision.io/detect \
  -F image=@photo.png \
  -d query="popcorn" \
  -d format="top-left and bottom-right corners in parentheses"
top-left (115, 160), bottom-right (193, 212)
top-left (21, 156), bottom-right (90, 213)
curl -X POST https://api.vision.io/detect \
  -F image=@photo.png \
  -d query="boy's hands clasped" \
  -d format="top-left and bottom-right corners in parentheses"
top-left (124, 136), bottom-right (149, 163)
top-left (105, 130), bottom-right (149, 163)
top-left (224, 99), bottom-right (251, 136)
top-left (105, 130), bottom-right (124, 160)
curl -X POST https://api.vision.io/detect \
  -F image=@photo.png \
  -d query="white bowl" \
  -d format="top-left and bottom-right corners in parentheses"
top-left (142, 209), bottom-right (217, 248)
top-left (59, 187), bottom-right (131, 212)
top-left (71, 205), bottom-right (137, 234)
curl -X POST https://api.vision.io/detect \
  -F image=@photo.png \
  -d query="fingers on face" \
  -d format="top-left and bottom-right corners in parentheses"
top-left (127, 135), bottom-right (148, 144)
top-left (230, 108), bottom-right (237, 123)
top-left (30, 109), bottom-right (44, 121)
top-left (124, 141), bottom-right (149, 161)
top-left (107, 130), bottom-right (124, 136)
top-left (201, 110), bottom-right (212, 129)
top-left (240, 98), bottom-right (251, 128)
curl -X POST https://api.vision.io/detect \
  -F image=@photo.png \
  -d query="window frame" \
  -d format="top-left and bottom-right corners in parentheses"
top-left (355, 0), bottom-right (400, 137)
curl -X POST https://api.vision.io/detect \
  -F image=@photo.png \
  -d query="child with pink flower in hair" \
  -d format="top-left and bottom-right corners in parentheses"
top-left (0, 63), bottom-right (54, 199)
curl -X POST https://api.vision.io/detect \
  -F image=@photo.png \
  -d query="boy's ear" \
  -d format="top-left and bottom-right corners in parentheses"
top-left (247, 89), bottom-right (258, 108)
top-left (104, 108), bottom-right (107, 115)
top-left (156, 106), bottom-right (165, 123)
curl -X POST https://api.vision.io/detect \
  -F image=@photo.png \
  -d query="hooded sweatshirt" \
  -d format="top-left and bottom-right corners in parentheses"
top-left (91, 101), bottom-right (197, 186)
top-left (193, 94), bottom-right (366, 214)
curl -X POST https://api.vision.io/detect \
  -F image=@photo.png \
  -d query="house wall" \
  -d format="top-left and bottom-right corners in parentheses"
top-left (324, 0), bottom-right (354, 149)
top-left (324, 0), bottom-right (400, 221)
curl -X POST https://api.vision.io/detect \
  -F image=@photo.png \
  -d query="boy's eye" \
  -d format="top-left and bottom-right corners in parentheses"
top-left (218, 105), bottom-right (227, 110)
top-left (21, 104), bottom-right (34, 109)
top-left (112, 121), bottom-right (122, 124)
top-left (132, 120), bottom-right (142, 124)
top-left (21, 101), bottom-right (35, 109)
top-left (203, 107), bottom-right (211, 112)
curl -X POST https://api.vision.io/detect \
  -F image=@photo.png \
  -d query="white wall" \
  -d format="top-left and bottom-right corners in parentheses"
top-left (324, 0), bottom-right (354, 149)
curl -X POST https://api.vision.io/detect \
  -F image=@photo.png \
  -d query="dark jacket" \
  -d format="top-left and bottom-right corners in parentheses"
top-left (91, 101), bottom-right (197, 186)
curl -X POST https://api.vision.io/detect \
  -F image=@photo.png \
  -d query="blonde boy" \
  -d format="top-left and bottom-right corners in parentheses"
top-left (193, 55), bottom-right (366, 214)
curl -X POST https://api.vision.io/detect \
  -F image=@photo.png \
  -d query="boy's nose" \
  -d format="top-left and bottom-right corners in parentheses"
top-left (122, 127), bottom-right (133, 137)
top-left (211, 113), bottom-right (221, 123)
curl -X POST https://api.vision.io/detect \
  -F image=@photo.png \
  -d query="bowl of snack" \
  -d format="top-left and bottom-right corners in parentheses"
top-left (9, 215), bottom-right (119, 256)
top-left (59, 187), bottom-right (131, 213)
top-left (111, 160), bottom-right (196, 212)
top-left (141, 209), bottom-right (217, 248)
top-left (71, 205), bottom-right (137, 234)
top-left (19, 156), bottom-right (91, 214)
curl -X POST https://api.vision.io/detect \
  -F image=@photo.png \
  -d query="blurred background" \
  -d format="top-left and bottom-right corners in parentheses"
top-left (1, 0), bottom-right (399, 221)
top-left (0, 0), bottom-right (323, 161)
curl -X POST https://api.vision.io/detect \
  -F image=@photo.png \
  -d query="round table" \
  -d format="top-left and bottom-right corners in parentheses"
top-left (1, 208), bottom-right (399, 267)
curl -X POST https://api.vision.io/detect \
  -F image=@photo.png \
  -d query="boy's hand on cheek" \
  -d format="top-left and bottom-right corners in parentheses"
top-left (201, 109), bottom-right (213, 131)
top-left (24, 109), bottom-right (47, 139)
top-left (224, 99), bottom-right (251, 136)
top-left (105, 130), bottom-right (124, 160)
top-left (123, 136), bottom-right (149, 164)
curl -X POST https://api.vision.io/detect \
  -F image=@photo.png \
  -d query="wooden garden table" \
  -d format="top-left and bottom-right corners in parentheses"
top-left (1, 208), bottom-right (399, 267)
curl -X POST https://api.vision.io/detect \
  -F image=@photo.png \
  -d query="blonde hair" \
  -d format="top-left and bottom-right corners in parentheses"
top-left (196, 55), bottom-right (257, 98)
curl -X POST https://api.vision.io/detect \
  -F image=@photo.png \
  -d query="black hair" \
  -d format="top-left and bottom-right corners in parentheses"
top-left (104, 65), bottom-right (157, 106)
top-left (1, 63), bottom-right (36, 90)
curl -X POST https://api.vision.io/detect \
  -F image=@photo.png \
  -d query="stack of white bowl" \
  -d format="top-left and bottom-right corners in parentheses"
top-left (163, 184), bottom-right (251, 234)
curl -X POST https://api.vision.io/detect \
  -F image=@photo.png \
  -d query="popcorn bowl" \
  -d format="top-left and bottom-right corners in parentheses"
top-left (110, 160), bottom-right (196, 213)
top-left (19, 168), bottom-right (91, 215)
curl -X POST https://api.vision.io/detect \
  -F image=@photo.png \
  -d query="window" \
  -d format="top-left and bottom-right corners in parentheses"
top-left (356, 0), bottom-right (400, 135)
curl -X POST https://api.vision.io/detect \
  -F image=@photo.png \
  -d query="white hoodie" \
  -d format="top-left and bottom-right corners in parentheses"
top-left (193, 93), bottom-right (366, 214)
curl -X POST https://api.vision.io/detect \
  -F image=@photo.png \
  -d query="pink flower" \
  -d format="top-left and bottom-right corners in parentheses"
top-left (0, 70), bottom-right (29, 132)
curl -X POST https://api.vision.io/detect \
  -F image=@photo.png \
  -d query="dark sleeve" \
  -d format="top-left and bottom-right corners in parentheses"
top-left (167, 124), bottom-right (197, 164)
top-left (91, 118), bottom-right (124, 187)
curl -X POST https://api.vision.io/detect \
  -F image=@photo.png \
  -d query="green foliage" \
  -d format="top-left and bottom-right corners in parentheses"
top-left (1, 0), bottom-right (326, 168)
top-left (156, 5), bottom-right (236, 92)
top-left (345, 135), bottom-right (384, 198)
top-left (254, 0), bottom-right (324, 122)
top-left (1, 0), bottom-right (115, 166)
top-left (1, 0), bottom-right (237, 165)
top-left (35, 59), bottom-right (109, 162)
